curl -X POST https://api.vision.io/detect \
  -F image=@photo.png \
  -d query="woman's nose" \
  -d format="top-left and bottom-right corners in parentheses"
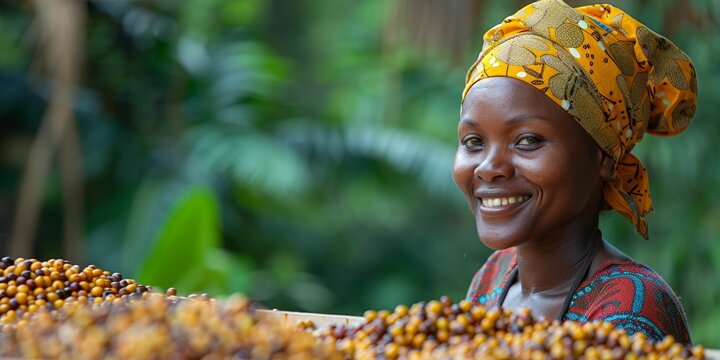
top-left (473, 146), bottom-right (514, 182)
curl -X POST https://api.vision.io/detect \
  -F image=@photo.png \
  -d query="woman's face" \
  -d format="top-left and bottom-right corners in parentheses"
top-left (453, 77), bottom-right (609, 250)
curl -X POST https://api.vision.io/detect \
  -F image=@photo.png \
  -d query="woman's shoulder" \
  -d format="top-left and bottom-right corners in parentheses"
top-left (565, 260), bottom-right (692, 344)
top-left (466, 248), bottom-right (517, 306)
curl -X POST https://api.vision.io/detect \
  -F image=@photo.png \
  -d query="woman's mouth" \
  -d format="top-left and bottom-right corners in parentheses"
top-left (477, 195), bottom-right (531, 216)
top-left (480, 195), bottom-right (530, 208)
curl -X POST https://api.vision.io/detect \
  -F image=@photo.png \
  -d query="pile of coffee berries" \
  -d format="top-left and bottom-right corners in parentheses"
top-left (0, 257), bottom-right (709, 360)
top-left (0, 293), bottom-right (342, 359)
top-left (307, 296), bottom-right (706, 360)
top-left (0, 257), bottom-right (150, 323)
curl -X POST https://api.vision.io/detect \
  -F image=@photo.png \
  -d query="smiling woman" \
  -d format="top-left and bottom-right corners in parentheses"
top-left (455, 77), bottom-right (610, 250)
top-left (453, 0), bottom-right (697, 345)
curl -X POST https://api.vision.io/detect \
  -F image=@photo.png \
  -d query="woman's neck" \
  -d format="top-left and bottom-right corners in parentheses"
top-left (514, 223), bottom-right (602, 295)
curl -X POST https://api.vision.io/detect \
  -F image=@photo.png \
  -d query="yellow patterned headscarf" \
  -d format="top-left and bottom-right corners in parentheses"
top-left (462, 0), bottom-right (698, 239)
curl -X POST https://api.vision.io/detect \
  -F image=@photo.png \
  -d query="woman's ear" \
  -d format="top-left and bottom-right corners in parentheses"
top-left (598, 150), bottom-right (613, 179)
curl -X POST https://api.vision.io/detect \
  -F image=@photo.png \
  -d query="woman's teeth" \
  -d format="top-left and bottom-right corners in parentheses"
top-left (481, 196), bottom-right (529, 208)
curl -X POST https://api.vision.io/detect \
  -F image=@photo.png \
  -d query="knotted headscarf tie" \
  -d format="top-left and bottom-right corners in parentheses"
top-left (462, 0), bottom-right (698, 239)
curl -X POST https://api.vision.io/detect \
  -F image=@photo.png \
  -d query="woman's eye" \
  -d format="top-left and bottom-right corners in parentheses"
top-left (461, 136), bottom-right (484, 150)
top-left (516, 135), bottom-right (542, 147)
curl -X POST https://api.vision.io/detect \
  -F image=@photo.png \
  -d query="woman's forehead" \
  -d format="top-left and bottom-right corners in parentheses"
top-left (461, 77), bottom-right (567, 120)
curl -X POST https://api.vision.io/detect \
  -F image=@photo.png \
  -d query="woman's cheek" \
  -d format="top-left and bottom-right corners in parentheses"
top-left (452, 150), bottom-right (479, 211)
top-left (452, 150), bottom-right (475, 188)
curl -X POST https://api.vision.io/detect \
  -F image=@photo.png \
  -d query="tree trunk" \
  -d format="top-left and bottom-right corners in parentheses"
top-left (10, 0), bottom-right (85, 262)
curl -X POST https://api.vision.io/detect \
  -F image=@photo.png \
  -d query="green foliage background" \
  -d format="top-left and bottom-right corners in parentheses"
top-left (1, 0), bottom-right (718, 346)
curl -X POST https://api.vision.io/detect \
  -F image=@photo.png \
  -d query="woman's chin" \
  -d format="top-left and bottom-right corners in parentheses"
top-left (475, 223), bottom-right (527, 250)
top-left (474, 208), bottom-right (534, 250)
top-left (477, 233), bottom-right (522, 251)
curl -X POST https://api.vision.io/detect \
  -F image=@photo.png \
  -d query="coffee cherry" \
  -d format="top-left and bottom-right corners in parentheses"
top-left (310, 297), bottom-right (704, 359)
top-left (0, 293), bottom-right (341, 359)
top-left (0, 257), bottom-right (706, 359)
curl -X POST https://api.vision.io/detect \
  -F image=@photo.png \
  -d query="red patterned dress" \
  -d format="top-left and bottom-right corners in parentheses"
top-left (466, 248), bottom-right (692, 344)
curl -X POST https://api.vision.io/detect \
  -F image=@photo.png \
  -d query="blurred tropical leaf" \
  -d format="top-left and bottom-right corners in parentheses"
top-left (128, 183), bottom-right (220, 285)
top-left (185, 126), bottom-right (311, 197)
top-left (172, 247), bottom-right (254, 296)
